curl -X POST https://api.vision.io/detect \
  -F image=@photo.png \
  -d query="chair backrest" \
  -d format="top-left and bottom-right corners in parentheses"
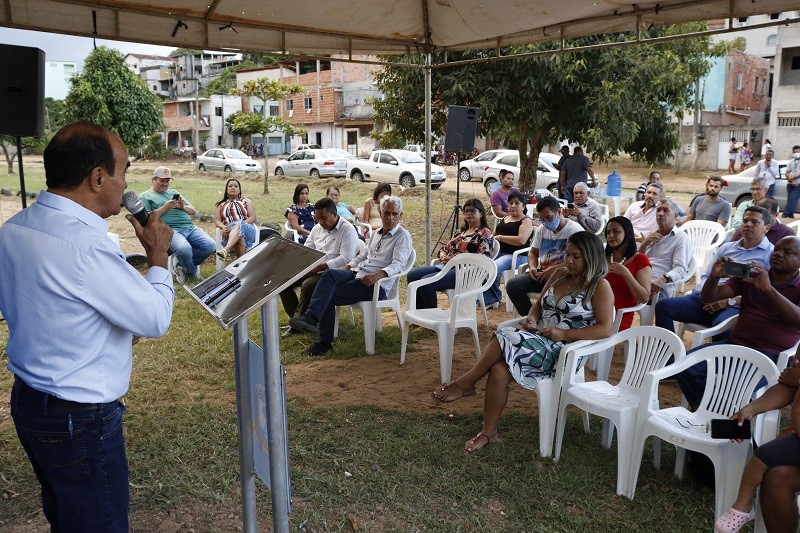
top-left (446, 253), bottom-right (497, 317)
top-left (692, 344), bottom-right (780, 419)
top-left (678, 220), bottom-right (727, 259)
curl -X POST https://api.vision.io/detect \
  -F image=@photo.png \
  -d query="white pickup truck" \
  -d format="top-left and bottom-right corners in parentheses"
top-left (402, 144), bottom-right (438, 163)
top-left (346, 149), bottom-right (446, 189)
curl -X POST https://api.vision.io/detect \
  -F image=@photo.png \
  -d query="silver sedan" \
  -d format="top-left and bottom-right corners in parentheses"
top-left (196, 149), bottom-right (262, 173)
top-left (274, 149), bottom-right (352, 178)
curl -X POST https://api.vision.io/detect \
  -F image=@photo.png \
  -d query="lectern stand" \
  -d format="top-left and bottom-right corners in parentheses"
top-left (187, 235), bottom-right (326, 533)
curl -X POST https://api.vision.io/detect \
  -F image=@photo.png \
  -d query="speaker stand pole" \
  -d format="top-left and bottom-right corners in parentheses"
top-left (432, 153), bottom-right (462, 260)
top-left (16, 136), bottom-right (27, 209)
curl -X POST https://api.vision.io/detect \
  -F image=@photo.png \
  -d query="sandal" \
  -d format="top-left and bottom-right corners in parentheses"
top-left (464, 432), bottom-right (501, 453)
top-left (714, 507), bottom-right (755, 533)
top-left (216, 249), bottom-right (228, 260)
top-left (431, 381), bottom-right (476, 403)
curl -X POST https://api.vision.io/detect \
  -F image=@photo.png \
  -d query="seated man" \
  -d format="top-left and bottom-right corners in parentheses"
top-left (624, 182), bottom-right (663, 242)
top-left (677, 235), bottom-right (800, 409)
top-left (140, 166), bottom-right (215, 282)
top-left (289, 195), bottom-right (413, 356)
top-left (655, 206), bottom-right (774, 339)
top-left (729, 196), bottom-right (795, 245)
top-left (490, 169), bottom-right (519, 219)
top-left (678, 176), bottom-right (731, 227)
top-left (730, 177), bottom-right (766, 229)
top-left (636, 171), bottom-right (662, 201)
top-left (638, 200), bottom-right (692, 299)
top-left (563, 181), bottom-right (603, 233)
top-left (279, 197), bottom-right (359, 336)
top-left (505, 195), bottom-right (584, 315)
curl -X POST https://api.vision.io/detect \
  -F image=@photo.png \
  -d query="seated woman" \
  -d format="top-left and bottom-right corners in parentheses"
top-left (327, 185), bottom-right (358, 222)
top-left (286, 183), bottom-right (316, 244)
top-left (363, 183), bottom-right (392, 230)
top-left (407, 198), bottom-right (494, 309)
top-left (431, 231), bottom-right (614, 452)
top-left (214, 178), bottom-right (257, 259)
top-left (715, 354), bottom-right (800, 533)
top-left (604, 216), bottom-right (651, 331)
top-left (483, 191), bottom-right (534, 308)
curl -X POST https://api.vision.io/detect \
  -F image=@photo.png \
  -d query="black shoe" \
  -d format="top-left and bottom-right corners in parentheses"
top-left (302, 342), bottom-right (332, 356)
top-left (289, 314), bottom-right (319, 335)
top-left (281, 327), bottom-right (300, 338)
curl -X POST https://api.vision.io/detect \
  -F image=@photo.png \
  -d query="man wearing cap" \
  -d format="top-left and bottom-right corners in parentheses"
top-left (140, 166), bottom-right (216, 282)
top-left (554, 145), bottom-right (570, 172)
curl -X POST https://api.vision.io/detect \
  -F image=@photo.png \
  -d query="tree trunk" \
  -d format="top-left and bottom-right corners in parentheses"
top-left (518, 127), bottom-right (544, 193)
top-left (1, 144), bottom-right (17, 175)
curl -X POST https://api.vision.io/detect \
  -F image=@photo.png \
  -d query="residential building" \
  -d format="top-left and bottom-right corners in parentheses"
top-left (712, 12), bottom-right (800, 58)
top-left (162, 97), bottom-right (211, 151)
top-left (44, 60), bottom-right (77, 99)
top-left (125, 54), bottom-right (176, 98)
top-left (173, 51), bottom-right (241, 97)
top-left (768, 25), bottom-right (800, 157)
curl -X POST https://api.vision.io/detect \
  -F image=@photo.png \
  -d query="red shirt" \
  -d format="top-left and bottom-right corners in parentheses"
top-left (606, 253), bottom-right (651, 331)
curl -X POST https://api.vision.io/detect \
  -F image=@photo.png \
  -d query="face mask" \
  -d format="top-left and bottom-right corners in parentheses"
top-left (543, 216), bottom-right (561, 232)
top-left (794, 152), bottom-right (800, 159)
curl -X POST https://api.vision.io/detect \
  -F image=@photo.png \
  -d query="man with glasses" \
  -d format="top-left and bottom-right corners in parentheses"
top-left (729, 197), bottom-right (795, 245)
top-left (140, 166), bottom-right (216, 283)
top-left (731, 177), bottom-right (767, 229)
top-left (290, 196), bottom-right (413, 356)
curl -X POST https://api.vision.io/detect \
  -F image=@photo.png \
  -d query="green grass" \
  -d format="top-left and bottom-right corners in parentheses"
top-left (0, 163), bottom-right (726, 530)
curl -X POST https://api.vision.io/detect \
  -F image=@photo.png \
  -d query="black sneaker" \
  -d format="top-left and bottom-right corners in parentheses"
top-left (289, 314), bottom-right (319, 335)
top-left (281, 327), bottom-right (300, 338)
top-left (302, 342), bottom-right (332, 356)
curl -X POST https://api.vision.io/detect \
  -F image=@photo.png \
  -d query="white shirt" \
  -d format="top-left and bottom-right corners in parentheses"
top-left (0, 191), bottom-right (175, 402)
top-left (624, 201), bottom-right (659, 238)
top-left (304, 215), bottom-right (359, 270)
top-left (755, 159), bottom-right (779, 189)
top-left (349, 224), bottom-right (413, 295)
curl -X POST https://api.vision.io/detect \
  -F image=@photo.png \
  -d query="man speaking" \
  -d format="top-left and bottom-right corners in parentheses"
top-left (0, 123), bottom-right (175, 531)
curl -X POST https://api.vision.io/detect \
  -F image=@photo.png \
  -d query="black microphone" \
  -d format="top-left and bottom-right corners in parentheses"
top-left (122, 191), bottom-right (149, 226)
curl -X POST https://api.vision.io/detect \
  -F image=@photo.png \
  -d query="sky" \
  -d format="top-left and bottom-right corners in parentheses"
top-left (0, 27), bottom-right (174, 69)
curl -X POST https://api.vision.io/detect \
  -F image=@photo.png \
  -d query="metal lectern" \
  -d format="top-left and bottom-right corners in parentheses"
top-left (187, 235), bottom-right (326, 533)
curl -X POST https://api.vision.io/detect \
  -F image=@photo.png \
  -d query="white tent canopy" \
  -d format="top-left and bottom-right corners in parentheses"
top-left (2, 0), bottom-right (798, 58)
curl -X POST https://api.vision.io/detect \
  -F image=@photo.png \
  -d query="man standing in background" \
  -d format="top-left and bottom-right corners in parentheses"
top-left (559, 146), bottom-right (596, 202)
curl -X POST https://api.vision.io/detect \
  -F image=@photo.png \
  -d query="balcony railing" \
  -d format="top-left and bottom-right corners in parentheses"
top-left (164, 115), bottom-right (212, 130)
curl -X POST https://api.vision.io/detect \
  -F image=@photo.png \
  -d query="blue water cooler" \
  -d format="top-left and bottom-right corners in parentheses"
top-left (606, 170), bottom-right (622, 196)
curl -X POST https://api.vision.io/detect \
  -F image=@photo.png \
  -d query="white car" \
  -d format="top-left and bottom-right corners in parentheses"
top-left (295, 143), bottom-right (321, 151)
top-left (403, 144), bottom-right (438, 163)
top-left (458, 149), bottom-right (517, 182)
top-left (347, 149), bottom-right (446, 189)
top-left (482, 154), bottom-right (560, 195)
top-left (719, 160), bottom-right (791, 209)
top-left (196, 149), bottom-right (262, 173)
top-left (274, 148), bottom-right (353, 178)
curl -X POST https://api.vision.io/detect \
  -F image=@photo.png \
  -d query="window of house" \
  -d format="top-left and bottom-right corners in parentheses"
top-left (269, 105), bottom-right (280, 117)
top-left (218, 136), bottom-right (223, 145)
top-left (304, 97), bottom-right (313, 110)
top-left (285, 100), bottom-right (294, 111)
top-left (253, 105), bottom-right (263, 114)
top-left (792, 57), bottom-right (800, 70)
top-left (736, 72), bottom-right (744, 90)
top-left (767, 34), bottom-right (777, 47)
top-left (770, 13), bottom-right (780, 20)
top-left (215, 107), bottom-right (222, 117)
top-left (753, 78), bottom-right (759, 94)
top-left (738, 17), bottom-right (748, 24)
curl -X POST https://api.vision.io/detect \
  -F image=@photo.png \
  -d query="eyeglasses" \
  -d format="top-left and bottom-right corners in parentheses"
top-left (463, 208), bottom-right (479, 215)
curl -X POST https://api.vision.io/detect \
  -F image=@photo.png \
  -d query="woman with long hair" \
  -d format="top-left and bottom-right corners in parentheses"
top-left (286, 183), bottom-right (316, 244)
top-left (363, 183), bottom-right (392, 230)
top-left (213, 178), bottom-right (257, 259)
top-left (432, 231), bottom-right (614, 452)
top-left (407, 198), bottom-right (495, 309)
top-left (604, 216), bottom-right (651, 331)
top-left (484, 191), bottom-right (534, 308)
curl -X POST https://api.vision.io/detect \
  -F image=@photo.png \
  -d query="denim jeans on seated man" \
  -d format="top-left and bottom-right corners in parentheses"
top-left (171, 226), bottom-right (216, 278)
top-left (654, 292), bottom-right (738, 341)
top-left (484, 251), bottom-right (528, 306)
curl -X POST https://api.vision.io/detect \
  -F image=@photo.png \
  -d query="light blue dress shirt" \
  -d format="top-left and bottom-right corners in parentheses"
top-left (0, 191), bottom-right (175, 403)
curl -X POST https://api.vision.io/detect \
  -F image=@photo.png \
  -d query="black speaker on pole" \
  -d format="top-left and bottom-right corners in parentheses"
top-left (444, 105), bottom-right (479, 154)
top-left (0, 44), bottom-right (45, 137)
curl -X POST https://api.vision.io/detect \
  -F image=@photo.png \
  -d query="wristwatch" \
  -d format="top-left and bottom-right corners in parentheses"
top-left (663, 274), bottom-right (672, 283)
top-left (727, 297), bottom-right (737, 307)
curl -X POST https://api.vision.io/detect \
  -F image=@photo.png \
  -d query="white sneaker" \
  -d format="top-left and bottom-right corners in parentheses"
top-left (192, 271), bottom-right (204, 282)
top-left (175, 264), bottom-right (186, 284)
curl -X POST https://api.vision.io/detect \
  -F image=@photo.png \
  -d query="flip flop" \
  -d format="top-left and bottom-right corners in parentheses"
top-left (431, 381), bottom-right (476, 403)
top-left (464, 432), bottom-right (501, 453)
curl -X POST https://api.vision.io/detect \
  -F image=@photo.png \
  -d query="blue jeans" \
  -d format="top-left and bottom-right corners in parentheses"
top-left (766, 184), bottom-right (775, 198)
top-left (11, 378), bottom-right (129, 532)
top-left (222, 221), bottom-right (257, 249)
top-left (506, 272), bottom-right (547, 316)
top-left (784, 183), bottom-right (800, 218)
top-left (407, 265), bottom-right (456, 309)
top-left (305, 269), bottom-right (385, 345)
top-left (484, 251), bottom-right (528, 306)
top-left (170, 226), bottom-right (216, 277)
top-left (676, 341), bottom-right (778, 410)
top-left (654, 291), bottom-right (738, 338)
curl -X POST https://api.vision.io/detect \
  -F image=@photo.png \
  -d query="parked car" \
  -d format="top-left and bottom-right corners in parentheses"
top-left (482, 154), bottom-right (560, 195)
top-left (403, 144), bottom-right (438, 163)
top-left (196, 149), bottom-right (262, 173)
top-left (458, 149), bottom-right (517, 182)
top-left (295, 143), bottom-right (321, 151)
top-left (346, 149), bottom-right (446, 189)
top-left (718, 159), bottom-right (791, 209)
top-left (274, 149), bottom-right (353, 178)
top-left (538, 152), bottom-right (562, 169)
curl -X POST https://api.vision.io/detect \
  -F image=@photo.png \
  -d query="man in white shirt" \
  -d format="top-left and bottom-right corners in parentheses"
top-left (624, 182), bottom-right (663, 241)
top-left (638, 200), bottom-right (692, 299)
top-left (755, 149), bottom-right (779, 197)
top-left (563, 181), bottom-right (603, 233)
top-left (280, 197), bottom-right (359, 336)
top-left (290, 196), bottom-right (413, 355)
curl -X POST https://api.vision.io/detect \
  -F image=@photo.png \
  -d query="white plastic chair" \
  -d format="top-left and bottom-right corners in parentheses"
top-left (594, 201), bottom-right (610, 236)
top-left (677, 313), bottom-right (739, 350)
top-left (788, 219), bottom-right (800, 235)
top-left (438, 241), bottom-right (500, 326)
top-left (678, 220), bottom-right (727, 286)
top-left (284, 219), bottom-right (302, 243)
top-left (554, 326), bottom-right (686, 496)
top-left (496, 316), bottom-right (597, 457)
top-left (502, 245), bottom-right (533, 312)
top-left (589, 302), bottom-right (647, 382)
top-left (400, 253), bottom-right (497, 383)
top-left (333, 249), bottom-right (416, 354)
top-left (351, 219), bottom-right (373, 240)
top-left (627, 344), bottom-right (781, 517)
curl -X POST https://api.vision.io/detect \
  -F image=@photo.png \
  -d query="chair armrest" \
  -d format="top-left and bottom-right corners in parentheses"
top-left (498, 316), bottom-right (526, 329)
top-left (777, 341), bottom-right (799, 370)
top-left (509, 246), bottom-right (532, 275)
top-left (612, 302), bottom-right (647, 333)
top-left (691, 313), bottom-right (738, 348)
top-left (560, 339), bottom-right (606, 385)
top-left (406, 263), bottom-right (453, 311)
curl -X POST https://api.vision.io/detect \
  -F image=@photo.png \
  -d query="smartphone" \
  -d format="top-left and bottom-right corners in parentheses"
top-left (723, 261), bottom-right (751, 278)
top-left (567, 203), bottom-right (575, 209)
top-left (172, 193), bottom-right (181, 201)
top-left (710, 419), bottom-right (751, 439)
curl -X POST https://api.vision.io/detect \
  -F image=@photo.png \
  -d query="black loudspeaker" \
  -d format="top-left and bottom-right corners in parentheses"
top-left (0, 44), bottom-right (45, 137)
top-left (444, 105), bottom-right (480, 153)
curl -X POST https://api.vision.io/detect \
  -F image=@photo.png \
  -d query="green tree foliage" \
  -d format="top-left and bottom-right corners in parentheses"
top-left (229, 78), bottom-right (306, 193)
top-left (203, 60), bottom-right (258, 96)
top-left (63, 46), bottom-right (163, 151)
top-left (373, 24), bottom-right (727, 190)
top-left (169, 48), bottom-right (202, 58)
